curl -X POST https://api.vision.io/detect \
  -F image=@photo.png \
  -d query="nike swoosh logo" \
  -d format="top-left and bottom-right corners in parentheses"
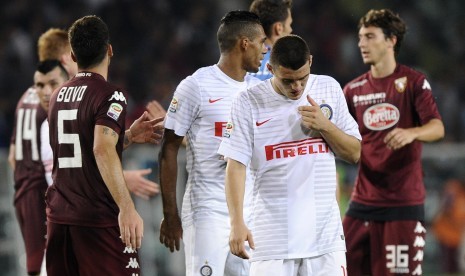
top-left (256, 118), bottom-right (272, 126)
top-left (209, 98), bottom-right (223, 103)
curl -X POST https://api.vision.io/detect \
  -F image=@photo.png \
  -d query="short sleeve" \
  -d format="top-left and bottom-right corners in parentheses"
top-left (95, 90), bottom-right (128, 134)
top-left (218, 91), bottom-right (253, 166)
top-left (164, 76), bottom-right (201, 136)
top-left (412, 76), bottom-right (442, 125)
top-left (333, 80), bottom-right (361, 141)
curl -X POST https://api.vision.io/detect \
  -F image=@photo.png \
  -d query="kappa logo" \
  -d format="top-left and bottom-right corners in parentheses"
top-left (208, 98), bottom-right (223, 103)
top-left (109, 91), bottom-right (127, 104)
top-left (256, 118), bottom-right (272, 126)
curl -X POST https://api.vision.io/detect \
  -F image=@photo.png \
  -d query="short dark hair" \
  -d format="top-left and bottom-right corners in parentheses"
top-left (358, 9), bottom-right (406, 55)
top-left (37, 59), bottom-right (69, 80)
top-left (68, 15), bottom-right (110, 69)
top-left (270, 35), bottom-right (310, 70)
top-left (217, 10), bottom-right (262, 53)
top-left (249, 0), bottom-right (292, 38)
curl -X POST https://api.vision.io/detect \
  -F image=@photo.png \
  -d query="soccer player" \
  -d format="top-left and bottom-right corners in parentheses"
top-left (37, 28), bottom-right (161, 198)
top-left (342, 9), bottom-right (445, 275)
top-left (158, 11), bottom-right (266, 275)
top-left (45, 15), bottom-right (161, 275)
top-left (219, 34), bottom-right (361, 276)
top-left (8, 61), bottom-right (67, 276)
top-left (249, 0), bottom-right (293, 80)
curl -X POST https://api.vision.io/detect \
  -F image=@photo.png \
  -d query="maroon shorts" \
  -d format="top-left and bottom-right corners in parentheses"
top-left (14, 187), bottom-right (47, 274)
top-left (46, 222), bottom-right (141, 276)
top-left (343, 216), bottom-right (425, 276)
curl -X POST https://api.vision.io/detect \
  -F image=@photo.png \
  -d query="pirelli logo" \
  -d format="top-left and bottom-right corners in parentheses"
top-left (265, 138), bottom-right (329, 161)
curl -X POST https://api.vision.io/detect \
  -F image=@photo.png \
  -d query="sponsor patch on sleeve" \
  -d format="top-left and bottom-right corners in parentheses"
top-left (169, 97), bottom-right (178, 113)
top-left (107, 103), bottom-right (123, 121)
top-left (223, 121), bottom-right (233, 138)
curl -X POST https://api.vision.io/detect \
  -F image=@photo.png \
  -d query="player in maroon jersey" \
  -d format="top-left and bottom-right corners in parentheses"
top-left (35, 27), bottom-right (161, 199)
top-left (342, 9), bottom-right (445, 276)
top-left (9, 60), bottom-right (67, 275)
top-left (45, 16), bottom-right (162, 275)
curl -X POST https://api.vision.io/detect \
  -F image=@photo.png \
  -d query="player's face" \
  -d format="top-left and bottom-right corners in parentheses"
top-left (34, 67), bottom-right (67, 111)
top-left (243, 26), bottom-right (268, 73)
top-left (269, 59), bottom-right (311, 100)
top-left (358, 26), bottom-right (394, 65)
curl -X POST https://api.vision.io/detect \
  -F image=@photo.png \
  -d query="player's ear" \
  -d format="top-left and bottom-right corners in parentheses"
top-left (108, 44), bottom-right (113, 57)
top-left (266, 63), bottom-right (273, 74)
top-left (240, 36), bottom-right (249, 50)
top-left (309, 55), bottom-right (313, 67)
top-left (273, 22), bottom-right (284, 36)
top-left (71, 51), bottom-right (77, 62)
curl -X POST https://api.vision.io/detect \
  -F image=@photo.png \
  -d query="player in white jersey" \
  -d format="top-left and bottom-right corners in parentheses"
top-left (219, 35), bottom-right (361, 276)
top-left (159, 11), bottom-right (267, 276)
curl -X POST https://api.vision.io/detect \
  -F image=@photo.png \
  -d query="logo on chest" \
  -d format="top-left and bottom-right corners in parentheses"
top-left (363, 103), bottom-right (399, 131)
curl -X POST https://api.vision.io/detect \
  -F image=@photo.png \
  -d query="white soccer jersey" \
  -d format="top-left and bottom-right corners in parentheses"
top-left (40, 120), bottom-right (53, 186)
top-left (164, 65), bottom-right (261, 227)
top-left (218, 75), bottom-right (361, 262)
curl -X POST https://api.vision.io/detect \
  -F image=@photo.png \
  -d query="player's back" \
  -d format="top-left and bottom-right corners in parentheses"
top-left (46, 72), bottom-right (127, 227)
top-left (12, 87), bottom-right (48, 202)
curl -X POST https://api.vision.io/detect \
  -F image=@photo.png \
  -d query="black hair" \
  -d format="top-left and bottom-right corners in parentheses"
top-left (37, 59), bottom-right (69, 80)
top-left (217, 10), bottom-right (262, 53)
top-left (270, 35), bottom-right (310, 70)
top-left (68, 15), bottom-right (110, 69)
top-left (249, 0), bottom-right (292, 38)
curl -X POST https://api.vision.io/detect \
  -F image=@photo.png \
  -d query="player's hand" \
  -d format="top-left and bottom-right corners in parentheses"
top-left (129, 111), bottom-right (164, 144)
top-left (146, 100), bottom-right (167, 121)
top-left (229, 221), bottom-right (254, 259)
top-left (124, 169), bottom-right (160, 200)
top-left (160, 215), bottom-right (183, 252)
top-left (298, 95), bottom-right (329, 131)
top-left (119, 205), bottom-right (144, 249)
top-left (384, 127), bottom-right (416, 150)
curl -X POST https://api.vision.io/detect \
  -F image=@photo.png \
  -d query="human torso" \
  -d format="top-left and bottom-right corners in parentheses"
top-left (12, 87), bottom-right (48, 202)
top-left (220, 76), bottom-right (361, 261)
top-left (344, 64), bottom-right (442, 209)
top-left (164, 65), bottom-right (261, 226)
top-left (46, 72), bottom-right (127, 227)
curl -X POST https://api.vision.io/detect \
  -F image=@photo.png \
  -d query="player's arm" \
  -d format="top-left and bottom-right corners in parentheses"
top-left (123, 111), bottom-right (164, 150)
top-left (94, 124), bottom-right (143, 249)
top-left (384, 118), bottom-right (444, 150)
top-left (159, 129), bottom-right (184, 252)
top-left (123, 169), bottom-right (160, 200)
top-left (225, 158), bottom-right (255, 259)
top-left (8, 143), bottom-right (15, 170)
top-left (299, 95), bottom-right (361, 163)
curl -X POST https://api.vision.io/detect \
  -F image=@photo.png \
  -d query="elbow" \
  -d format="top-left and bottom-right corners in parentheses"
top-left (93, 145), bottom-right (108, 162)
top-left (346, 141), bottom-right (361, 164)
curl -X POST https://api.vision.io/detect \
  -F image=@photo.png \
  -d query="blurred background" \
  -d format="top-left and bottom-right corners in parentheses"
top-left (0, 0), bottom-right (464, 275)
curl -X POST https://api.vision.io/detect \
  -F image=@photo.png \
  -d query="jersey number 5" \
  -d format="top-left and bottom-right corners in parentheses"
top-left (58, 109), bottom-right (82, 168)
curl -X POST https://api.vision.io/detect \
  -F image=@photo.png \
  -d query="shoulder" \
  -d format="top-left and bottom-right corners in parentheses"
top-left (311, 74), bottom-right (343, 90)
top-left (343, 72), bottom-right (369, 92)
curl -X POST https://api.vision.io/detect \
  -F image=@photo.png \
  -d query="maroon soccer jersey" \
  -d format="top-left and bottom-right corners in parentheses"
top-left (11, 87), bottom-right (48, 202)
top-left (344, 64), bottom-right (441, 207)
top-left (46, 72), bottom-right (128, 227)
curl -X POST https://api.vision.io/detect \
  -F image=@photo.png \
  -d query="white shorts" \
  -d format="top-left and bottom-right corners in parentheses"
top-left (183, 219), bottom-right (249, 276)
top-left (250, 251), bottom-right (347, 276)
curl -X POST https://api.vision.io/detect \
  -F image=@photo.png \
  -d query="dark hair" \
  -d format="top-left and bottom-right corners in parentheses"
top-left (37, 59), bottom-right (69, 80)
top-left (217, 10), bottom-right (262, 53)
top-left (358, 9), bottom-right (406, 55)
top-left (270, 35), bottom-right (310, 70)
top-left (249, 0), bottom-right (292, 38)
top-left (68, 15), bottom-right (110, 69)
